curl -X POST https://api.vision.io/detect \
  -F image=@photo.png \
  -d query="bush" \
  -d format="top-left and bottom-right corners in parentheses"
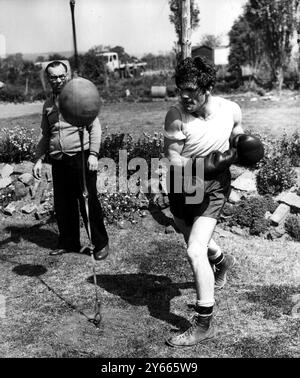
top-left (0, 86), bottom-right (25, 102)
top-left (129, 132), bottom-right (164, 166)
top-left (256, 156), bottom-right (297, 195)
top-left (231, 195), bottom-right (276, 235)
top-left (0, 126), bottom-right (37, 163)
top-left (99, 132), bottom-right (164, 176)
top-left (283, 69), bottom-right (300, 90)
top-left (284, 215), bottom-right (300, 241)
top-left (0, 186), bottom-right (16, 208)
top-left (99, 191), bottom-right (149, 224)
top-left (279, 131), bottom-right (300, 167)
top-left (250, 217), bottom-right (269, 236)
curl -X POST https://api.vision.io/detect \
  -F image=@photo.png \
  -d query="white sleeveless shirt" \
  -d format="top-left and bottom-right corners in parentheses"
top-left (164, 96), bottom-right (235, 159)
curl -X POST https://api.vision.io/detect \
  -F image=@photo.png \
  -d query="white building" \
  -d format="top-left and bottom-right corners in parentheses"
top-left (0, 34), bottom-right (6, 59)
top-left (214, 46), bottom-right (230, 66)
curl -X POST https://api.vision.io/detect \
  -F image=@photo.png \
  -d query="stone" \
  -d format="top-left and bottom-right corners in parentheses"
top-left (21, 204), bottom-right (37, 214)
top-left (230, 225), bottom-right (248, 237)
top-left (230, 165), bottom-right (246, 180)
top-left (13, 181), bottom-right (29, 200)
top-left (0, 177), bottom-right (12, 189)
top-left (231, 170), bottom-right (258, 192)
top-left (270, 203), bottom-right (290, 226)
top-left (3, 202), bottom-right (16, 215)
top-left (277, 192), bottom-right (300, 211)
top-left (13, 161), bottom-right (34, 175)
top-left (214, 227), bottom-right (232, 238)
top-left (30, 179), bottom-right (41, 199)
top-left (0, 164), bottom-right (14, 178)
top-left (34, 204), bottom-right (52, 220)
top-left (18, 173), bottom-right (34, 186)
top-left (228, 190), bottom-right (241, 204)
top-left (165, 225), bottom-right (175, 234)
top-left (264, 211), bottom-right (272, 220)
top-left (266, 224), bottom-right (286, 240)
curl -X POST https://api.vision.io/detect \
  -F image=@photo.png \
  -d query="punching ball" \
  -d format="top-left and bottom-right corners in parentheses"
top-left (58, 77), bottom-right (101, 127)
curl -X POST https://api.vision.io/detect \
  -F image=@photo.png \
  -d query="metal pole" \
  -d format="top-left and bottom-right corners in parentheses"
top-left (181, 0), bottom-right (191, 59)
top-left (70, 0), bottom-right (79, 74)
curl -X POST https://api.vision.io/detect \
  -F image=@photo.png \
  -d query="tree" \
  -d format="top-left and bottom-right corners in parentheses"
top-left (35, 56), bottom-right (46, 63)
top-left (169, 0), bottom-right (200, 44)
top-left (48, 53), bottom-right (67, 61)
top-left (199, 34), bottom-right (222, 48)
top-left (229, 0), bottom-right (300, 90)
top-left (78, 48), bottom-right (106, 84)
top-left (111, 46), bottom-right (131, 64)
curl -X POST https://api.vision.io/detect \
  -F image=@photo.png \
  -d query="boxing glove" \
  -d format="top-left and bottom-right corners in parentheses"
top-left (231, 134), bottom-right (264, 166)
top-left (192, 149), bottom-right (237, 180)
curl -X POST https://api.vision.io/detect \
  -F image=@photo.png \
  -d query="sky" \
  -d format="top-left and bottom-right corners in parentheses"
top-left (0, 0), bottom-right (247, 57)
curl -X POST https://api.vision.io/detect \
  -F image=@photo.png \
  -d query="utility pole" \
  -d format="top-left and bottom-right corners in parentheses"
top-left (181, 0), bottom-right (191, 59)
top-left (70, 0), bottom-right (79, 76)
top-left (297, 2), bottom-right (300, 85)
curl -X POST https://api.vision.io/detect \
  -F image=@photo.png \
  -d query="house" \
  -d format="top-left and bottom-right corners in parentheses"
top-left (192, 45), bottom-right (230, 66)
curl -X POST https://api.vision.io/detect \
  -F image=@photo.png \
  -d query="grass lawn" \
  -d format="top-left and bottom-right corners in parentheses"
top-left (1, 91), bottom-right (300, 139)
top-left (0, 92), bottom-right (300, 358)
top-left (0, 217), bottom-right (299, 358)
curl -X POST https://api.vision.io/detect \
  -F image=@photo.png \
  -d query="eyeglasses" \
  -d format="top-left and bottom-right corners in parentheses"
top-left (49, 74), bottom-right (67, 81)
top-left (177, 88), bottom-right (205, 98)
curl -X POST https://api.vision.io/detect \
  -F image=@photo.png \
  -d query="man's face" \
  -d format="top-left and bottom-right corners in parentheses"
top-left (178, 84), bottom-right (207, 114)
top-left (47, 65), bottom-right (68, 94)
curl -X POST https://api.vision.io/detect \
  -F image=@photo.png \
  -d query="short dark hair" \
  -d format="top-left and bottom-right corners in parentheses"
top-left (45, 60), bottom-right (68, 75)
top-left (175, 56), bottom-right (217, 92)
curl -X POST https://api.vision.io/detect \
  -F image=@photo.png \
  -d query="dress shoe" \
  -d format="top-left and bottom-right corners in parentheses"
top-left (93, 245), bottom-right (109, 261)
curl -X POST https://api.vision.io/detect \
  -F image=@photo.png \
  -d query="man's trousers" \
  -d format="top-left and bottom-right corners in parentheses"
top-left (51, 151), bottom-right (109, 252)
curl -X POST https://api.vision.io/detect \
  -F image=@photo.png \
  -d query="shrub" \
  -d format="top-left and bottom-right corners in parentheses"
top-left (99, 132), bottom-right (164, 176)
top-left (99, 191), bottom-right (149, 224)
top-left (231, 195), bottom-right (276, 235)
top-left (0, 86), bottom-right (25, 102)
top-left (0, 126), bottom-right (37, 163)
top-left (32, 91), bottom-right (47, 102)
top-left (129, 132), bottom-right (164, 166)
top-left (279, 131), bottom-right (300, 167)
top-left (0, 186), bottom-right (16, 208)
top-left (250, 217), bottom-right (269, 236)
top-left (256, 156), bottom-right (297, 195)
top-left (99, 133), bottom-right (131, 162)
top-left (284, 215), bottom-right (300, 241)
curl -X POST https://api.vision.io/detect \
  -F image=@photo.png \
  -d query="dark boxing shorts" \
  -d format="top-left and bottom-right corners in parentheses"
top-left (168, 168), bottom-right (231, 226)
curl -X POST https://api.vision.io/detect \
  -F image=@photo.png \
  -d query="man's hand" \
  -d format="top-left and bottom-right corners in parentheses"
top-left (33, 159), bottom-right (43, 179)
top-left (88, 154), bottom-right (98, 171)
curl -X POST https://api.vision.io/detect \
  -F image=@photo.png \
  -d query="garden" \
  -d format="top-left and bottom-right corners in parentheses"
top-left (0, 92), bottom-right (299, 358)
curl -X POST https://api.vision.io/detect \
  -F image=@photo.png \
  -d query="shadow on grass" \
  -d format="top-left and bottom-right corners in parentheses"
top-left (11, 263), bottom-right (94, 325)
top-left (88, 273), bottom-right (194, 330)
top-left (0, 223), bottom-right (58, 251)
top-left (147, 203), bottom-right (175, 228)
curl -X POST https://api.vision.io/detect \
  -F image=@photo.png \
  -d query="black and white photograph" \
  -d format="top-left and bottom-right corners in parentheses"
top-left (0, 0), bottom-right (299, 363)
